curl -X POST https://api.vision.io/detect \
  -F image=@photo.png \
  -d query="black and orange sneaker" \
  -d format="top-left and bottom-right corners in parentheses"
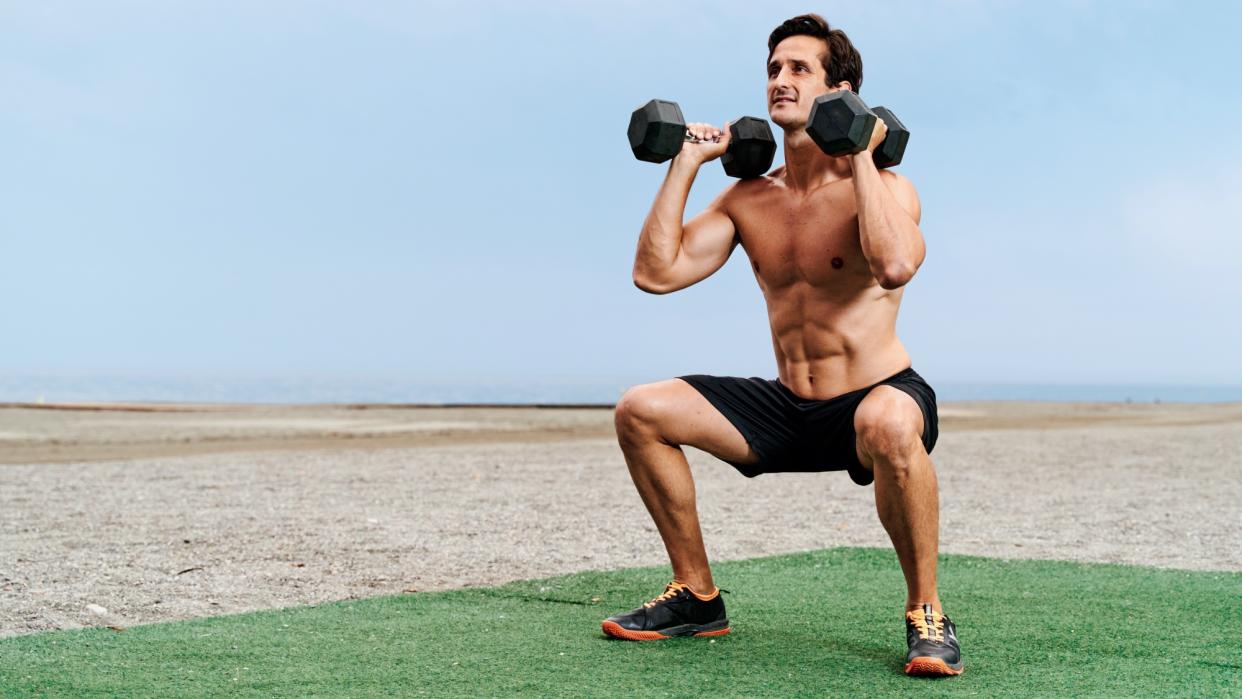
top-left (904, 604), bottom-right (964, 676)
top-left (600, 582), bottom-right (730, 641)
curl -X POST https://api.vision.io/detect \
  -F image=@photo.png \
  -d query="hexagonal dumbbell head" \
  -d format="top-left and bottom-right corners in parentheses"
top-left (871, 106), bottom-right (909, 169)
top-left (627, 99), bottom-right (687, 163)
top-left (720, 117), bottom-right (777, 179)
top-left (806, 91), bottom-right (875, 157)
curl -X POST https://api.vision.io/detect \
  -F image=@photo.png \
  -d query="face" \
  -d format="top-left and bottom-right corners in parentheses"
top-left (766, 34), bottom-right (848, 129)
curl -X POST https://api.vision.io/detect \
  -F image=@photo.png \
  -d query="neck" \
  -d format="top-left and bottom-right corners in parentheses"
top-left (781, 129), bottom-right (852, 191)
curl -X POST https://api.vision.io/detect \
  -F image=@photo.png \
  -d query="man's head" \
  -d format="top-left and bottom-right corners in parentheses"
top-left (766, 14), bottom-right (863, 129)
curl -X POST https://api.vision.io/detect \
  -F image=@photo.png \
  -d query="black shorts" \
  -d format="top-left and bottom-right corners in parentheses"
top-left (678, 367), bottom-right (938, 486)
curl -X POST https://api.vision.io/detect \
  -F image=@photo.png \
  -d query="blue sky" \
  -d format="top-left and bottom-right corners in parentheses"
top-left (2, 1), bottom-right (1239, 389)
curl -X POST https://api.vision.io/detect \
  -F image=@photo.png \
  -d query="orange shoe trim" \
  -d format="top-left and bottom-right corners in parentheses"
top-left (688, 587), bottom-right (719, 602)
top-left (601, 621), bottom-right (669, 641)
top-left (601, 620), bottom-right (730, 641)
top-left (904, 656), bottom-right (963, 676)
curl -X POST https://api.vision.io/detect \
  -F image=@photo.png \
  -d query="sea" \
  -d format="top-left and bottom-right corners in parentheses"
top-left (1, 375), bottom-right (1240, 405)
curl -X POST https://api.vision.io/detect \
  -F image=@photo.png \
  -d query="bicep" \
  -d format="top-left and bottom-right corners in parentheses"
top-left (637, 187), bottom-right (740, 294)
top-left (680, 203), bottom-right (738, 270)
top-left (642, 192), bottom-right (739, 293)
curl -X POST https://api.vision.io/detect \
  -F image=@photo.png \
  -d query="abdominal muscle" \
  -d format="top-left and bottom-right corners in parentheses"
top-left (764, 281), bottom-right (910, 400)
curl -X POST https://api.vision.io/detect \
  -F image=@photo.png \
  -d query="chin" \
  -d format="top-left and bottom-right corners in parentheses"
top-left (769, 103), bottom-right (798, 119)
top-left (769, 111), bottom-right (800, 130)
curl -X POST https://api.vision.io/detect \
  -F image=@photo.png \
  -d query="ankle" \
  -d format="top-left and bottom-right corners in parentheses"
top-left (690, 585), bottom-right (719, 601)
top-left (906, 600), bottom-right (943, 615)
top-left (673, 578), bottom-right (717, 600)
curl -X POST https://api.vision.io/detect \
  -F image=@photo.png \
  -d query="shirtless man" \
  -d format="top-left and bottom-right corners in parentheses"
top-left (600, 15), bottom-right (963, 677)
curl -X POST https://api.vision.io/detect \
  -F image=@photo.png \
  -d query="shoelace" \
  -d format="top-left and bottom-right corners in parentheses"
top-left (642, 582), bottom-right (688, 608)
top-left (906, 604), bottom-right (947, 643)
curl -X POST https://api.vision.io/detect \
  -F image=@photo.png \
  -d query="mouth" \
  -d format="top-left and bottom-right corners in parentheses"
top-left (772, 96), bottom-right (796, 105)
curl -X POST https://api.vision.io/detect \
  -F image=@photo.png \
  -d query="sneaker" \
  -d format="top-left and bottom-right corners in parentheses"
top-left (601, 581), bottom-right (730, 641)
top-left (904, 603), bottom-right (964, 676)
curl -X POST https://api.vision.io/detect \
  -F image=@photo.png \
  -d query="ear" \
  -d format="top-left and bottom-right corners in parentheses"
top-left (831, 80), bottom-right (854, 93)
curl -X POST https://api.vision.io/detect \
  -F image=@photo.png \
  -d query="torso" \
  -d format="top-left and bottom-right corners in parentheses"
top-left (724, 168), bottom-right (911, 400)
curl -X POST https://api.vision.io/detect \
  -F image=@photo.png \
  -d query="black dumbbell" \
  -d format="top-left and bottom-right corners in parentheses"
top-left (627, 99), bottom-right (777, 179)
top-left (805, 91), bottom-right (909, 169)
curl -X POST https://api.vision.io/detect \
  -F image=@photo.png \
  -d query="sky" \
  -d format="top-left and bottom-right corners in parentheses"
top-left (2, 0), bottom-right (1240, 391)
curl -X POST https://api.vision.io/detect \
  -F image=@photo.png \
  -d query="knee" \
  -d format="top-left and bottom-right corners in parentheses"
top-left (855, 396), bottom-right (923, 466)
top-left (614, 384), bottom-right (669, 442)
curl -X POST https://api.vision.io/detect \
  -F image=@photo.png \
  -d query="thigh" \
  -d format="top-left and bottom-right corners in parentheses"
top-left (617, 379), bottom-right (759, 466)
top-left (853, 384), bottom-right (926, 470)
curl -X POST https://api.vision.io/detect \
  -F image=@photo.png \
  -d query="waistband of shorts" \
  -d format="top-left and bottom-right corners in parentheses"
top-left (774, 366), bottom-right (917, 405)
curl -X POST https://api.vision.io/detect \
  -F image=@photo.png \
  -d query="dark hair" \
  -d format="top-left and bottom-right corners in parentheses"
top-left (767, 14), bottom-right (863, 93)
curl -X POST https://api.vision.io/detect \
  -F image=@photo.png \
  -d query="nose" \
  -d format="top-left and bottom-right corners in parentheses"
top-left (770, 71), bottom-right (791, 99)
top-left (771, 67), bottom-right (792, 89)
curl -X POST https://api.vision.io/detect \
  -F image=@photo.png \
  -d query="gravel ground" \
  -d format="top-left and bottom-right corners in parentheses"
top-left (1, 402), bottom-right (1239, 638)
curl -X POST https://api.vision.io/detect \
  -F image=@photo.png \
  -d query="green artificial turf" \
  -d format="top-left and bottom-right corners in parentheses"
top-left (1, 548), bottom-right (1237, 697)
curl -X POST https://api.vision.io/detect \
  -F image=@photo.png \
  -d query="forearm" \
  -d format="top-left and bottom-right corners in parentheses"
top-left (634, 156), bottom-right (701, 278)
top-left (851, 154), bottom-right (924, 289)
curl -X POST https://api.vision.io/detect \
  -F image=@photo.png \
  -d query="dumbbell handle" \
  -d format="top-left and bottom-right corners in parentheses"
top-left (629, 99), bottom-right (775, 178)
top-left (684, 132), bottom-right (722, 144)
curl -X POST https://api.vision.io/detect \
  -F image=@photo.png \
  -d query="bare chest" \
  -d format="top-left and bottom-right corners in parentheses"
top-left (729, 182), bottom-right (870, 292)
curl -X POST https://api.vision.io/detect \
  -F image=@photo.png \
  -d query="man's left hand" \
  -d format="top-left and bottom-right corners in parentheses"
top-left (863, 114), bottom-right (888, 153)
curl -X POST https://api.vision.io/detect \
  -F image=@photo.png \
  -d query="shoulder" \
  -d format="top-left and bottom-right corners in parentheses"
top-left (878, 168), bottom-right (916, 192)
top-left (725, 168), bottom-right (782, 200)
top-left (878, 169), bottom-right (921, 221)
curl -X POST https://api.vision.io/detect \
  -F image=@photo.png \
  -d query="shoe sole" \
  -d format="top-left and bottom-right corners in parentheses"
top-left (904, 656), bottom-right (964, 676)
top-left (601, 620), bottom-right (731, 641)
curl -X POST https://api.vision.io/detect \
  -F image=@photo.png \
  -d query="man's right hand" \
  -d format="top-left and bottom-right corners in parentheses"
top-left (679, 122), bottom-right (732, 165)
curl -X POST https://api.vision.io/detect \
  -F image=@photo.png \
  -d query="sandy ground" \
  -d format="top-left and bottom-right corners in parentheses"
top-left (1, 401), bottom-right (1240, 638)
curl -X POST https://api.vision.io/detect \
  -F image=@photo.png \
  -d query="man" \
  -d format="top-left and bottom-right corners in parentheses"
top-left (601, 14), bottom-right (963, 677)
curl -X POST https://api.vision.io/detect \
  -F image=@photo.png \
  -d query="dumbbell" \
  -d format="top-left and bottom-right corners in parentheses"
top-left (805, 91), bottom-right (909, 169)
top-left (627, 99), bottom-right (777, 179)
